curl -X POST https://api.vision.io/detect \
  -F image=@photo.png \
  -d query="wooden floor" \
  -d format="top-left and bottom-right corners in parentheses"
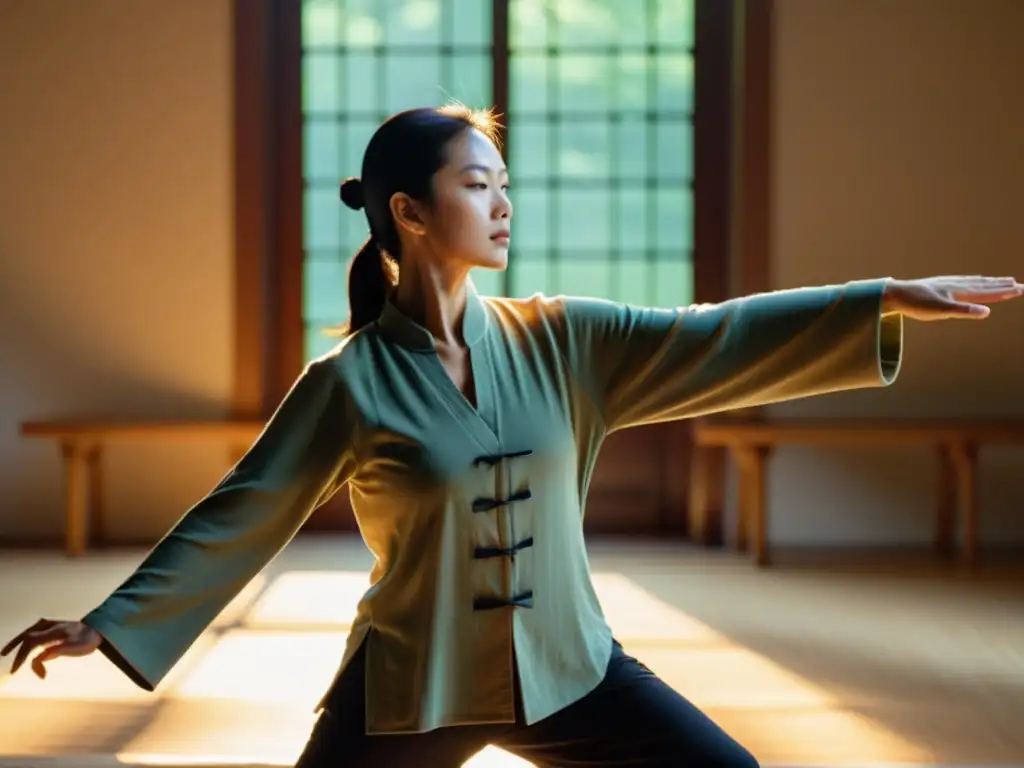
top-left (1, 535), bottom-right (1023, 768)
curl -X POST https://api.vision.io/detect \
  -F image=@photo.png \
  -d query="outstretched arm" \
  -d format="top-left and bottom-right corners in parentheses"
top-left (80, 353), bottom-right (358, 691)
top-left (558, 275), bottom-right (1021, 432)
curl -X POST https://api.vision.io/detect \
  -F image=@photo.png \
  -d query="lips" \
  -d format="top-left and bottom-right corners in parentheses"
top-left (491, 230), bottom-right (511, 242)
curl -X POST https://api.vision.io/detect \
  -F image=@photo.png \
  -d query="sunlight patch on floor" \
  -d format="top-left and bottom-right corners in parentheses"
top-left (464, 745), bottom-right (535, 767)
top-left (0, 650), bottom-right (151, 702)
top-left (117, 701), bottom-right (318, 766)
top-left (210, 575), bottom-right (269, 628)
top-left (591, 571), bottom-right (724, 644)
top-left (721, 707), bottom-right (937, 764)
top-left (116, 758), bottom-right (290, 766)
top-left (0, 567), bottom-right (937, 765)
top-left (242, 571), bottom-right (367, 629)
top-left (0, 633), bottom-right (217, 702)
top-left (116, 748), bottom-right (536, 768)
top-left (166, 630), bottom-right (349, 706)
top-left (119, 709), bottom-right (535, 767)
top-left (0, 698), bottom-right (148, 755)
top-left (595, 572), bottom-right (929, 760)
top-left (633, 644), bottom-right (838, 709)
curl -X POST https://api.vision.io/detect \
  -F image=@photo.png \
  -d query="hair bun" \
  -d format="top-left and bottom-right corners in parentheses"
top-left (339, 177), bottom-right (365, 210)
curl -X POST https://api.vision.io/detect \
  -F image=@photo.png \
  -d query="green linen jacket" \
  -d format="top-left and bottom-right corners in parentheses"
top-left (82, 278), bottom-right (903, 734)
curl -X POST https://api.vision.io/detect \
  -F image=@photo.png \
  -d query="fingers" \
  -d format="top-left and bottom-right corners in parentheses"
top-left (937, 276), bottom-right (1022, 294)
top-left (952, 286), bottom-right (1024, 303)
top-left (8, 626), bottom-right (67, 675)
top-left (1, 619), bottom-right (54, 657)
top-left (31, 643), bottom-right (72, 680)
top-left (922, 302), bottom-right (990, 321)
top-left (932, 275), bottom-right (1018, 286)
top-left (1, 635), bottom-right (23, 658)
top-left (10, 640), bottom-right (36, 675)
top-left (966, 278), bottom-right (1015, 286)
top-left (953, 275), bottom-right (1018, 285)
top-left (3, 620), bottom-right (100, 682)
top-left (953, 304), bottom-right (991, 319)
top-left (924, 276), bottom-right (1024, 309)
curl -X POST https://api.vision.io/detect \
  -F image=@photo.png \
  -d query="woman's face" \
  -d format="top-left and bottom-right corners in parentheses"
top-left (404, 128), bottom-right (513, 272)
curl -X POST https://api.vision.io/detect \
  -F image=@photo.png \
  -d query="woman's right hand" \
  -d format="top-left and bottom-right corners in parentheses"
top-left (1, 619), bottom-right (102, 680)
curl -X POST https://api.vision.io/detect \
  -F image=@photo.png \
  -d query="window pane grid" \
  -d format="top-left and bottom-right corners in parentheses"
top-left (303, 110), bottom-right (694, 122)
top-left (506, 0), bottom-right (694, 306)
top-left (300, 0), bottom-right (695, 362)
top-left (300, 0), bottom-right (493, 358)
top-left (304, 45), bottom-right (491, 54)
top-left (510, 45), bottom-right (694, 54)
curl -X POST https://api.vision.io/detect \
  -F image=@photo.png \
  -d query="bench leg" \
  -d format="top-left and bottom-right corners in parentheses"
top-left (935, 444), bottom-right (956, 557)
top-left (689, 443), bottom-right (727, 547)
top-left (61, 442), bottom-right (89, 557)
top-left (735, 456), bottom-right (750, 553)
top-left (949, 443), bottom-right (979, 568)
top-left (688, 445), bottom-right (711, 544)
top-left (87, 444), bottom-right (106, 548)
top-left (736, 446), bottom-right (771, 567)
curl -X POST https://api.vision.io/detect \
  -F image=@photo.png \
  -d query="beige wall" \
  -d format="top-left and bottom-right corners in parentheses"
top-left (756, 0), bottom-right (1024, 546)
top-left (1, 0), bottom-right (1022, 548)
top-left (0, 0), bottom-right (235, 541)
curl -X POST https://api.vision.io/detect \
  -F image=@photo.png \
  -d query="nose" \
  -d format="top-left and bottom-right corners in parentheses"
top-left (493, 189), bottom-right (513, 220)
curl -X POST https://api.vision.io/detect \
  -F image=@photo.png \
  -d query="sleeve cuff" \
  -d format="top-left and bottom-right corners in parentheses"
top-left (845, 277), bottom-right (904, 387)
top-left (878, 311), bottom-right (903, 385)
top-left (82, 610), bottom-right (159, 692)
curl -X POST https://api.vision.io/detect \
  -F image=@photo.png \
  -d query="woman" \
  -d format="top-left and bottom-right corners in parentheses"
top-left (3, 104), bottom-right (1021, 767)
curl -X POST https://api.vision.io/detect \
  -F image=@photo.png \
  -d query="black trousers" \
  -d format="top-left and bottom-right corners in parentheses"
top-left (295, 639), bottom-right (760, 768)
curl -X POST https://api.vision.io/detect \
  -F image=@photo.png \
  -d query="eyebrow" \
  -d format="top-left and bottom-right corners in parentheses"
top-left (459, 163), bottom-right (509, 176)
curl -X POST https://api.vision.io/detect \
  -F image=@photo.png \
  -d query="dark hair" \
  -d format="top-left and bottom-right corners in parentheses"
top-left (337, 103), bottom-right (501, 334)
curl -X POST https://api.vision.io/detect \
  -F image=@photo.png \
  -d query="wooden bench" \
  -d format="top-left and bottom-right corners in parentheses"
top-left (20, 420), bottom-right (266, 557)
top-left (689, 418), bottom-right (1024, 567)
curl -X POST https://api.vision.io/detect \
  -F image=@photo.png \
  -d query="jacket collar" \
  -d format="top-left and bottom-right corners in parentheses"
top-left (377, 281), bottom-right (488, 352)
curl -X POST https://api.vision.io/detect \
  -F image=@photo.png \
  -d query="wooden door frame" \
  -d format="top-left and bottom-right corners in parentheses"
top-left (231, 0), bottom-right (773, 537)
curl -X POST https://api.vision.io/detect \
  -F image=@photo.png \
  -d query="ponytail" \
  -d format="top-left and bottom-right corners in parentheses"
top-left (345, 237), bottom-right (394, 334)
top-left (339, 176), bottom-right (396, 335)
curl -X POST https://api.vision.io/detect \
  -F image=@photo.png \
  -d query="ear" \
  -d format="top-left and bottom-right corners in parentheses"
top-left (389, 192), bottom-right (428, 237)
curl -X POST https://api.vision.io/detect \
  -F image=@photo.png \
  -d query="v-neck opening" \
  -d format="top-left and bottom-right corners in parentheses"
top-left (438, 349), bottom-right (479, 413)
top-left (376, 284), bottom-right (500, 449)
top-left (420, 343), bottom-right (499, 452)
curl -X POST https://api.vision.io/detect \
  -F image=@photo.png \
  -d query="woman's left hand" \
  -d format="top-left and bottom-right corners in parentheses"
top-left (881, 276), bottom-right (1024, 321)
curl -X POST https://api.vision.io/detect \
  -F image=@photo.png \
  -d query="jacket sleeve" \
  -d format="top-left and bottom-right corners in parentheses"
top-left (80, 355), bottom-right (358, 691)
top-left (557, 278), bottom-right (904, 432)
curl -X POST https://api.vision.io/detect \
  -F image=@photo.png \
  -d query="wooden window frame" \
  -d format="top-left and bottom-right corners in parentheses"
top-left (232, 0), bottom-right (772, 539)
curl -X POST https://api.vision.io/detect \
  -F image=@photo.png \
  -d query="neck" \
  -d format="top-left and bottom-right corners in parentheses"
top-left (391, 255), bottom-right (473, 347)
